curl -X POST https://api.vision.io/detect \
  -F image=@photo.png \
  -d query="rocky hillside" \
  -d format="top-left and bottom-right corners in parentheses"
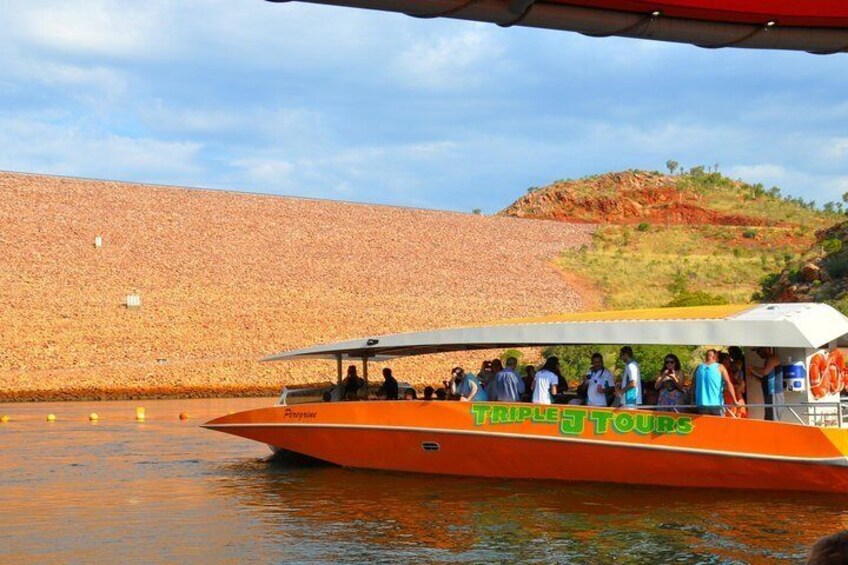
top-left (757, 220), bottom-right (848, 310)
top-left (501, 170), bottom-right (826, 228)
top-left (501, 169), bottom-right (840, 309)
top-left (0, 172), bottom-right (592, 401)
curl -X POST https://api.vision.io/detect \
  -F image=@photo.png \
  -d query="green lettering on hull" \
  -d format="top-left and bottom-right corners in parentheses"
top-left (470, 405), bottom-right (695, 437)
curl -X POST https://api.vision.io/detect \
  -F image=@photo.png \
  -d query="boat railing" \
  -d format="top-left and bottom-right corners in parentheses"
top-left (277, 382), bottom-right (417, 405)
top-left (842, 399), bottom-right (848, 428)
top-left (277, 385), bottom-right (335, 406)
top-left (275, 388), bottom-right (848, 427)
top-left (638, 402), bottom-right (846, 428)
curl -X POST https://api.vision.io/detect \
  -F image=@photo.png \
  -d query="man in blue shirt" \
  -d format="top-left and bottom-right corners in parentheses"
top-left (693, 349), bottom-right (739, 416)
top-left (494, 357), bottom-right (523, 402)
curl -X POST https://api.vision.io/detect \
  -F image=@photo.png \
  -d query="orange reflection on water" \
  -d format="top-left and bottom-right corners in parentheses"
top-left (2, 397), bottom-right (847, 563)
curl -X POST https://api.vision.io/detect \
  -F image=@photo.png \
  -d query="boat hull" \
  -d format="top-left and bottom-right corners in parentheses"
top-left (204, 401), bottom-right (848, 493)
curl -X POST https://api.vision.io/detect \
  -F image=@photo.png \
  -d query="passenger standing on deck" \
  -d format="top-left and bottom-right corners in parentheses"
top-left (585, 352), bottom-right (614, 407)
top-left (532, 357), bottom-right (560, 404)
top-left (693, 349), bottom-right (738, 415)
top-left (494, 357), bottom-right (523, 402)
top-left (719, 352), bottom-right (747, 418)
top-left (342, 365), bottom-right (364, 400)
top-left (478, 361), bottom-right (494, 397)
top-left (728, 347), bottom-right (746, 381)
top-left (459, 370), bottom-right (487, 402)
top-left (488, 359), bottom-right (504, 400)
top-left (378, 367), bottom-right (399, 400)
top-left (615, 347), bottom-right (642, 408)
top-left (655, 354), bottom-right (685, 409)
top-left (522, 366), bottom-right (536, 402)
top-left (749, 347), bottom-right (781, 421)
top-left (445, 367), bottom-right (464, 400)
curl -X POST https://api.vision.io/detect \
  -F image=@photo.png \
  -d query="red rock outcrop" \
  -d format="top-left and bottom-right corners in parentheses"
top-left (501, 171), bottom-right (779, 227)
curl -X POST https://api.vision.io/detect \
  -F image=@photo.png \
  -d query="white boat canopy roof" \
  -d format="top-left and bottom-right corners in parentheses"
top-left (263, 303), bottom-right (848, 362)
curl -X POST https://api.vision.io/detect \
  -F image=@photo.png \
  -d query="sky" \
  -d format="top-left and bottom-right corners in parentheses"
top-left (1, 0), bottom-right (848, 213)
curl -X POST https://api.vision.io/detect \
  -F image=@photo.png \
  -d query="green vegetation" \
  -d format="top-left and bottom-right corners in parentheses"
top-left (753, 221), bottom-right (848, 316)
top-left (505, 166), bottom-right (848, 380)
top-left (665, 160), bottom-right (679, 175)
top-left (556, 223), bottom-right (807, 309)
top-left (541, 167), bottom-right (840, 310)
top-left (541, 344), bottom-right (700, 385)
top-left (676, 168), bottom-right (836, 224)
top-left (499, 349), bottom-right (524, 364)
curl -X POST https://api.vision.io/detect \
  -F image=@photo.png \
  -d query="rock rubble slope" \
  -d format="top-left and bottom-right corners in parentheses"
top-left (0, 172), bottom-right (591, 400)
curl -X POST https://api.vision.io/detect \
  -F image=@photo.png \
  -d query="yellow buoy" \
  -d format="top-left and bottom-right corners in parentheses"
top-left (135, 407), bottom-right (146, 421)
top-left (89, 412), bottom-right (99, 422)
top-left (0, 415), bottom-right (9, 423)
top-left (46, 413), bottom-right (56, 422)
top-left (179, 412), bottom-right (189, 420)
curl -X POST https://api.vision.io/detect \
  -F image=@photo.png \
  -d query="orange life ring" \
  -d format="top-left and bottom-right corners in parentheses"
top-left (809, 353), bottom-right (829, 400)
top-left (828, 349), bottom-right (847, 394)
top-left (827, 364), bottom-right (842, 394)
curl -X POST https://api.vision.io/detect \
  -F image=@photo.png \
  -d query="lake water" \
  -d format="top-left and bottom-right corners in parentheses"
top-left (1, 397), bottom-right (846, 564)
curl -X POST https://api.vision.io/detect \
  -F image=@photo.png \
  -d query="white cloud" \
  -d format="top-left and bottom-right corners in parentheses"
top-left (0, 116), bottom-right (202, 181)
top-left (824, 138), bottom-right (848, 162)
top-left (0, 0), bottom-right (847, 213)
top-left (140, 102), bottom-right (328, 145)
top-left (11, 1), bottom-right (168, 59)
top-left (393, 25), bottom-right (504, 89)
top-left (724, 163), bottom-right (848, 203)
top-left (231, 157), bottom-right (295, 185)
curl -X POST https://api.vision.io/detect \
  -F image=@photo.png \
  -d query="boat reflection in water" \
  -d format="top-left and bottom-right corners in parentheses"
top-left (212, 455), bottom-right (848, 563)
top-left (2, 397), bottom-right (846, 562)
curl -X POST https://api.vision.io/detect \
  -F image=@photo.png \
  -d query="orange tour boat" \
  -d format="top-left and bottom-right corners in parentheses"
top-left (204, 303), bottom-right (848, 493)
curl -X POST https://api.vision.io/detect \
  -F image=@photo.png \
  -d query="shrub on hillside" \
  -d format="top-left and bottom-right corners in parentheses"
top-left (827, 296), bottom-right (848, 318)
top-left (500, 349), bottom-right (524, 364)
top-left (823, 255), bottom-right (848, 279)
top-left (752, 272), bottom-right (781, 301)
top-left (822, 238), bottom-right (843, 254)
top-left (667, 267), bottom-right (690, 296)
top-left (742, 229), bottom-right (757, 239)
top-left (636, 222), bottom-right (650, 232)
top-left (665, 291), bottom-right (729, 308)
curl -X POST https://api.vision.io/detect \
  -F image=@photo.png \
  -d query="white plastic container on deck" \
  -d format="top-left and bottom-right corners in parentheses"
top-left (783, 357), bottom-right (806, 393)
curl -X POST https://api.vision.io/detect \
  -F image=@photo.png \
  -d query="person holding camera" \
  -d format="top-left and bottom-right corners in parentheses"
top-left (444, 367), bottom-right (465, 400)
top-left (655, 353), bottom-right (686, 409)
top-left (585, 352), bottom-right (614, 407)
